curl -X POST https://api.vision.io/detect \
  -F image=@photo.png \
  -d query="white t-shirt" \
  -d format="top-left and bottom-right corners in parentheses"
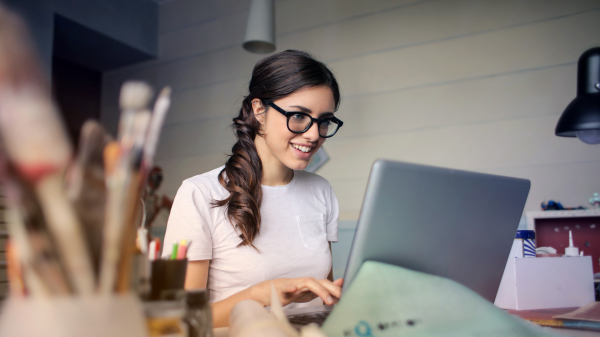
top-left (162, 166), bottom-right (339, 305)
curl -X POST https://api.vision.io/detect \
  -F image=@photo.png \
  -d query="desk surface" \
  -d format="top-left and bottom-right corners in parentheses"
top-left (508, 307), bottom-right (600, 337)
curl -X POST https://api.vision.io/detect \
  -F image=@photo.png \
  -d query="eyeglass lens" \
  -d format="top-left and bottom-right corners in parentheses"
top-left (288, 114), bottom-right (340, 137)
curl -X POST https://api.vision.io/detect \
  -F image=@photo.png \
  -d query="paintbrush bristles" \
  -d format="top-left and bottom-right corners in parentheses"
top-left (158, 86), bottom-right (171, 99)
top-left (142, 86), bottom-right (172, 169)
top-left (119, 81), bottom-right (153, 111)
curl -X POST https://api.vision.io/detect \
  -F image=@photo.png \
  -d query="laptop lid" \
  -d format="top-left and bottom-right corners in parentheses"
top-left (342, 159), bottom-right (530, 302)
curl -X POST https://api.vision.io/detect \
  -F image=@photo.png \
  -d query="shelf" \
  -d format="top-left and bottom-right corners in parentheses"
top-left (526, 210), bottom-right (600, 230)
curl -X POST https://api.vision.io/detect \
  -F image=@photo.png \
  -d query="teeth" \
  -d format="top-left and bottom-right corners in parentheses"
top-left (292, 144), bottom-right (311, 153)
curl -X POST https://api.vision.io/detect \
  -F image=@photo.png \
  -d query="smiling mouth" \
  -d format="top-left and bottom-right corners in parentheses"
top-left (291, 143), bottom-right (313, 153)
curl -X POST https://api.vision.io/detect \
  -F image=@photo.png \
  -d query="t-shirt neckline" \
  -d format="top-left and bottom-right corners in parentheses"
top-left (261, 170), bottom-right (297, 190)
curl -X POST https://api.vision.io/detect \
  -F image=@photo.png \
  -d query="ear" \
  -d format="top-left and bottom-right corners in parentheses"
top-left (251, 99), bottom-right (266, 124)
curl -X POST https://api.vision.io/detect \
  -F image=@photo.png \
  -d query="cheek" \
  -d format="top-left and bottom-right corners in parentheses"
top-left (316, 138), bottom-right (326, 149)
top-left (265, 122), bottom-right (295, 150)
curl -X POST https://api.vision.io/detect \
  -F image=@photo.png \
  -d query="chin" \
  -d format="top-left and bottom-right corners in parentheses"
top-left (285, 158), bottom-right (311, 171)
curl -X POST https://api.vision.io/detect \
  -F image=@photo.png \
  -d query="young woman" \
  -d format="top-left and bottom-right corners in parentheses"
top-left (162, 50), bottom-right (344, 327)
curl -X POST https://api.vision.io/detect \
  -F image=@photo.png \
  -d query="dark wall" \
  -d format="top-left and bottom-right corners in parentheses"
top-left (2, 0), bottom-right (158, 75)
top-left (52, 57), bottom-right (101, 144)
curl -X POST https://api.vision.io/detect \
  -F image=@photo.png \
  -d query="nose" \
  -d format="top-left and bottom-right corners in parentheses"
top-left (303, 121), bottom-right (320, 142)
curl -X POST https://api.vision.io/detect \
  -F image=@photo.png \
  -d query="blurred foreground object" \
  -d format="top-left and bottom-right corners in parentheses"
top-left (0, 294), bottom-right (147, 337)
top-left (323, 261), bottom-right (558, 337)
top-left (0, 3), bottom-right (175, 336)
top-left (0, 0), bottom-right (173, 302)
top-left (229, 285), bottom-right (326, 337)
top-left (555, 47), bottom-right (600, 144)
top-left (0, 2), bottom-right (94, 295)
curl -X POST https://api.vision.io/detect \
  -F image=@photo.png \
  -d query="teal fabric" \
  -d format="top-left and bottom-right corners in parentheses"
top-left (322, 261), bottom-right (558, 337)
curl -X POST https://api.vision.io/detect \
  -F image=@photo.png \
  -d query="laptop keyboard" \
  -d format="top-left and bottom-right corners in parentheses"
top-left (287, 311), bottom-right (331, 326)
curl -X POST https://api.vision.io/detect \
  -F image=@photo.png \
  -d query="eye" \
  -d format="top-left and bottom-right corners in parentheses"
top-left (290, 113), bottom-right (307, 121)
top-left (320, 119), bottom-right (333, 126)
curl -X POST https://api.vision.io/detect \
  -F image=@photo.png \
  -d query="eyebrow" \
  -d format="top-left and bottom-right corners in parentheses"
top-left (288, 105), bottom-right (312, 113)
top-left (288, 105), bottom-right (335, 118)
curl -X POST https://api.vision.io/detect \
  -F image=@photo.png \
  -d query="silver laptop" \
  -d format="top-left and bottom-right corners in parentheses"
top-left (286, 159), bottom-right (530, 326)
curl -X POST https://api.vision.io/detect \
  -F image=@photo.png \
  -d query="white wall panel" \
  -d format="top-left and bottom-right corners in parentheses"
top-left (164, 79), bottom-right (247, 126)
top-left (321, 116), bottom-right (600, 182)
top-left (332, 9), bottom-right (600, 97)
top-left (159, 0), bottom-right (250, 34)
top-left (276, 0), bottom-right (418, 35)
top-left (101, 0), bottom-right (600, 224)
top-left (156, 153), bottom-right (231, 194)
top-left (159, 10), bottom-right (248, 61)
top-left (155, 116), bottom-right (236, 160)
top-left (334, 64), bottom-right (576, 141)
top-left (280, 0), bottom-right (600, 63)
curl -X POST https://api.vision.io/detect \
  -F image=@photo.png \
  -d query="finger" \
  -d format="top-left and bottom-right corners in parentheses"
top-left (333, 278), bottom-right (344, 287)
top-left (281, 284), bottom-right (298, 293)
top-left (299, 278), bottom-right (336, 305)
top-left (317, 279), bottom-right (342, 300)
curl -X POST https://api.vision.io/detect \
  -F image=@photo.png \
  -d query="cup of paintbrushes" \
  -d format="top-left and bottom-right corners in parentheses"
top-left (148, 259), bottom-right (188, 301)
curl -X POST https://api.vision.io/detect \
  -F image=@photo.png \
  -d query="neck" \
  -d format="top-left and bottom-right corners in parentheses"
top-left (255, 136), bottom-right (294, 186)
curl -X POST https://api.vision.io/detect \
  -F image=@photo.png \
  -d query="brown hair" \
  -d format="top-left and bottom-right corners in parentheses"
top-left (212, 50), bottom-right (340, 248)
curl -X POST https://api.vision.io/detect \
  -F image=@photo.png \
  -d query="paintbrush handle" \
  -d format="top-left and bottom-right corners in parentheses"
top-left (35, 174), bottom-right (95, 294)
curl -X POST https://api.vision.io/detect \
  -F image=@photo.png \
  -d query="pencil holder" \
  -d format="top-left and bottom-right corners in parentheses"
top-left (149, 259), bottom-right (188, 300)
top-left (0, 294), bottom-right (147, 337)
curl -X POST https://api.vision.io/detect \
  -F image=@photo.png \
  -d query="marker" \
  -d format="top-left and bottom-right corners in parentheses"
top-left (177, 241), bottom-right (188, 260)
top-left (154, 238), bottom-right (161, 258)
top-left (170, 243), bottom-right (178, 260)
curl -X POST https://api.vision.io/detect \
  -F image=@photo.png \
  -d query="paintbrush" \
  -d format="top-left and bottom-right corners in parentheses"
top-left (0, 150), bottom-right (71, 296)
top-left (115, 110), bottom-right (152, 292)
top-left (0, 5), bottom-right (95, 295)
top-left (99, 81), bottom-right (153, 294)
top-left (143, 87), bottom-right (171, 169)
top-left (114, 87), bottom-right (171, 292)
top-left (66, 120), bottom-right (113, 278)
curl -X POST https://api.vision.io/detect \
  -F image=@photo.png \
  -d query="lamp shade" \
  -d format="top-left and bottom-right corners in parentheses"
top-left (242, 0), bottom-right (275, 54)
top-left (555, 47), bottom-right (600, 138)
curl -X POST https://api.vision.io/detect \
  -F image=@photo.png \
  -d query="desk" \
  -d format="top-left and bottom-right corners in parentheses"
top-left (508, 307), bottom-right (600, 337)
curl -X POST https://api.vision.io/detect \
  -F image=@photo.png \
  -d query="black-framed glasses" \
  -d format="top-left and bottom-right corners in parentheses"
top-left (263, 100), bottom-right (343, 138)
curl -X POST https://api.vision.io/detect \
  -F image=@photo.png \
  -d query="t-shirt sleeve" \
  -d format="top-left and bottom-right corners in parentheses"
top-left (161, 180), bottom-right (213, 260)
top-left (326, 182), bottom-right (339, 242)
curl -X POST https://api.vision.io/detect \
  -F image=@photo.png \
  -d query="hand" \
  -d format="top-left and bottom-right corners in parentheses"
top-left (253, 277), bottom-right (344, 307)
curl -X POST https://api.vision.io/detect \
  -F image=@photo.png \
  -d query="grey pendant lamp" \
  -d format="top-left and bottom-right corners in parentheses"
top-left (243, 0), bottom-right (275, 54)
top-left (555, 47), bottom-right (600, 144)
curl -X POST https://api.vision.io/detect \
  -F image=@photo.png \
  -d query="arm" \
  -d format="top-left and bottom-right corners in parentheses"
top-left (184, 260), bottom-right (256, 328)
top-left (185, 260), bottom-right (342, 328)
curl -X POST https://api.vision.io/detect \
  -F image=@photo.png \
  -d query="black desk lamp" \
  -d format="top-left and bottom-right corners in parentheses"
top-left (555, 47), bottom-right (600, 144)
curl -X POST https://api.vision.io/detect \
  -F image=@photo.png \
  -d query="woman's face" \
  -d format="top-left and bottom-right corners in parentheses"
top-left (253, 86), bottom-right (336, 171)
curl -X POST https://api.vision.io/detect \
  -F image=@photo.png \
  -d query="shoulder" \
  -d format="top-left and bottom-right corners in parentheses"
top-left (179, 166), bottom-right (227, 197)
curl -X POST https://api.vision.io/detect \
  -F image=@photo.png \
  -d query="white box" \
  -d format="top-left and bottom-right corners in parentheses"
top-left (494, 256), bottom-right (595, 310)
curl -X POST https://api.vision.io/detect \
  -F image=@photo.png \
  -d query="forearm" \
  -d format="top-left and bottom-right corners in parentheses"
top-left (210, 284), bottom-right (266, 328)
